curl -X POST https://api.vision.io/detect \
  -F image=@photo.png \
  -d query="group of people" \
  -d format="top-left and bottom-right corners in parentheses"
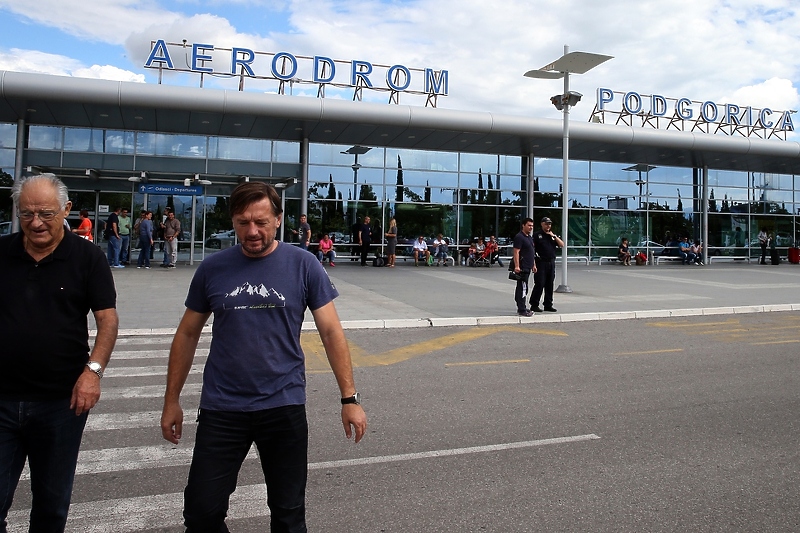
top-left (0, 175), bottom-right (366, 532)
top-left (512, 216), bottom-right (564, 316)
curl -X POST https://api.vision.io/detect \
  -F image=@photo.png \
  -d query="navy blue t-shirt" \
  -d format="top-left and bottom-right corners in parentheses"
top-left (185, 241), bottom-right (338, 411)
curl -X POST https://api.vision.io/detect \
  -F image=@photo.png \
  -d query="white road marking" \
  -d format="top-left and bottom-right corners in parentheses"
top-left (308, 434), bottom-right (601, 469)
top-left (101, 383), bottom-right (202, 400)
top-left (109, 348), bottom-right (209, 359)
top-left (85, 411), bottom-right (196, 431)
top-left (6, 484), bottom-right (269, 533)
top-left (104, 364), bottom-right (204, 378)
top-left (10, 434), bottom-right (599, 531)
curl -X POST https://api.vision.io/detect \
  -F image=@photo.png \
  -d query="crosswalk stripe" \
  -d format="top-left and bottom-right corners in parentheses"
top-left (109, 348), bottom-right (209, 359)
top-left (6, 484), bottom-right (269, 533)
top-left (102, 383), bottom-right (202, 400)
top-left (85, 411), bottom-right (196, 431)
top-left (104, 364), bottom-right (204, 378)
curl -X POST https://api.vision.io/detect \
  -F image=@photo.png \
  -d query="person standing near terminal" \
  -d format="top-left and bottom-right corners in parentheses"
top-left (0, 174), bottom-right (118, 531)
top-left (512, 218), bottom-right (536, 317)
top-left (531, 217), bottom-right (563, 313)
top-left (385, 218), bottom-right (397, 267)
top-left (72, 209), bottom-right (93, 242)
top-left (292, 214), bottom-right (311, 251)
top-left (758, 227), bottom-right (768, 265)
top-left (118, 207), bottom-right (132, 264)
top-left (160, 182), bottom-right (366, 532)
top-left (136, 211), bottom-right (154, 269)
top-left (161, 210), bottom-right (181, 268)
top-left (357, 215), bottom-right (373, 266)
top-left (105, 206), bottom-right (123, 268)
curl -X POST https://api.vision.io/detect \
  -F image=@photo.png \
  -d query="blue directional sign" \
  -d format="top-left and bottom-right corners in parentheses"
top-left (138, 184), bottom-right (204, 195)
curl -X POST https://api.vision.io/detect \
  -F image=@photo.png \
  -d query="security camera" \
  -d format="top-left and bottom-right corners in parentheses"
top-left (184, 178), bottom-right (191, 186)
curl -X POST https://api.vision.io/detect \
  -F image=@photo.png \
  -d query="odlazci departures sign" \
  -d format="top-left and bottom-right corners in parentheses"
top-left (592, 88), bottom-right (796, 140)
top-left (144, 39), bottom-right (449, 107)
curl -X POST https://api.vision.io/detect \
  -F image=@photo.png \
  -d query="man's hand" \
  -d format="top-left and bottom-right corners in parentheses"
top-left (161, 401), bottom-right (184, 444)
top-left (71, 370), bottom-right (102, 415)
top-left (342, 404), bottom-right (367, 443)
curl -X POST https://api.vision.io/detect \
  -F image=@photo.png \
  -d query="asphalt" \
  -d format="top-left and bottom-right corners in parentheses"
top-left (101, 251), bottom-right (800, 335)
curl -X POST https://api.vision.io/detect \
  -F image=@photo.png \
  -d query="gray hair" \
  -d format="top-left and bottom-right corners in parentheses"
top-left (11, 173), bottom-right (70, 208)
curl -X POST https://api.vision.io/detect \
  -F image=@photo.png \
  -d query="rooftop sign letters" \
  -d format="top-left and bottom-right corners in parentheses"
top-left (144, 40), bottom-right (448, 107)
top-left (592, 88), bottom-right (796, 140)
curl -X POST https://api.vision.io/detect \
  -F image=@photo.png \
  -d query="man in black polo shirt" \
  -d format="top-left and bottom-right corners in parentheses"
top-left (512, 218), bottom-right (536, 317)
top-left (0, 174), bottom-right (118, 531)
top-left (531, 216), bottom-right (565, 312)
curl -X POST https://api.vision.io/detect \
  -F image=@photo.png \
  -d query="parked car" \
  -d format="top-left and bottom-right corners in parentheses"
top-left (630, 240), bottom-right (665, 256)
top-left (205, 229), bottom-right (236, 249)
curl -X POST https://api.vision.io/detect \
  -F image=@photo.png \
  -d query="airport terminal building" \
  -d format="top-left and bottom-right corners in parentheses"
top-left (1, 58), bottom-right (799, 260)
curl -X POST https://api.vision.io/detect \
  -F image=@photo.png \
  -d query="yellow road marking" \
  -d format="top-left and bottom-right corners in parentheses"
top-left (614, 348), bottom-right (684, 356)
top-left (750, 339), bottom-right (800, 345)
top-left (692, 328), bottom-right (747, 335)
top-left (302, 326), bottom-right (566, 371)
top-left (445, 359), bottom-right (530, 367)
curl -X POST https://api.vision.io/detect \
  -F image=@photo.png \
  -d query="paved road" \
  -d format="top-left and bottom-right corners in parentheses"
top-left (7, 313), bottom-right (800, 532)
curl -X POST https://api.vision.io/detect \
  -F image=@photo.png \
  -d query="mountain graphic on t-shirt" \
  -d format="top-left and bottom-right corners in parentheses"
top-left (225, 282), bottom-right (285, 301)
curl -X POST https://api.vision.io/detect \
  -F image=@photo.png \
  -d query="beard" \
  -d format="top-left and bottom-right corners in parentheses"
top-left (241, 234), bottom-right (276, 257)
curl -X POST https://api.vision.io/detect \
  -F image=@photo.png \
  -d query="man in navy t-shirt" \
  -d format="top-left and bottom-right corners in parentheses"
top-left (161, 182), bottom-right (367, 532)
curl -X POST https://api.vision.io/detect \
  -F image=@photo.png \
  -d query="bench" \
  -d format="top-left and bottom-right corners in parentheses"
top-left (555, 256), bottom-right (590, 265)
top-left (654, 255), bottom-right (683, 265)
top-left (708, 256), bottom-right (752, 263)
top-left (598, 256), bottom-right (620, 265)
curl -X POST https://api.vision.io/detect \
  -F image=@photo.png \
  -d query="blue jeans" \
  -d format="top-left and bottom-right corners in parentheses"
top-left (106, 235), bottom-right (121, 266)
top-left (119, 234), bottom-right (130, 263)
top-left (184, 405), bottom-right (308, 533)
top-left (137, 237), bottom-right (151, 267)
top-left (0, 398), bottom-right (88, 533)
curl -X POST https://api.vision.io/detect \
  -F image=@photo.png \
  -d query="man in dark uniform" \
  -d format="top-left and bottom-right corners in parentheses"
top-left (512, 218), bottom-right (536, 317)
top-left (357, 215), bottom-right (373, 266)
top-left (531, 217), bottom-right (564, 313)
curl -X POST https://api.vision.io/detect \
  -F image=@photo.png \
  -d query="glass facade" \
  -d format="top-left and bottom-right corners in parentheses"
top-left (3, 122), bottom-right (798, 260)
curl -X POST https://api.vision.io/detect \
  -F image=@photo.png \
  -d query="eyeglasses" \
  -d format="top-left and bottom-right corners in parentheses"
top-left (18, 209), bottom-right (62, 222)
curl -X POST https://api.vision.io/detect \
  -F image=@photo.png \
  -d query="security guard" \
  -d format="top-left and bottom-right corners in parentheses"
top-left (531, 217), bottom-right (564, 312)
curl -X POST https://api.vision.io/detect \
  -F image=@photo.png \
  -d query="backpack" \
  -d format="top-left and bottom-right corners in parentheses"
top-left (372, 256), bottom-right (386, 267)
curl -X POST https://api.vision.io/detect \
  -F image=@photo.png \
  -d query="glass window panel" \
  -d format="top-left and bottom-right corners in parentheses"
top-left (0, 123), bottom-right (17, 148)
top-left (28, 126), bottom-right (62, 150)
top-left (498, 155), bottom-right (522, 176)
top-left (0, 149), bottom-right (14, 169)
top-left (210, 137), bottom-right (271, 161)
top-left (395, 170), bottom-right (458, 188)
top-left (386, 148), bottom-right (458, 171)
top-left (63, 128), bottom-right (104, 153)
top-left (274, 141), bottom-right (299, 163)
top-left (647, 166), bottom-right (693, 185)
top-left (154, 134), bottom-right (206, 158)
top-left (459, 152), bottom-right (498, 173)
top-left (707, 170), bottom-right (748, 188)
top-left (105, 131), bottom-right (135, 154)
top-left (136, 132), bottom-right (155, 155)
top-left (534, 158), bottom-right (588, 179)
top-left (310, 144), bottom-right (381, 166)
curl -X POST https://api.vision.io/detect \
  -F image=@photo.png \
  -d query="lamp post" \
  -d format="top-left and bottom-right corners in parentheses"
top-left (525, 46), bottom-right (612, 293)
top-left (341, 146), bottom-right (372, 228)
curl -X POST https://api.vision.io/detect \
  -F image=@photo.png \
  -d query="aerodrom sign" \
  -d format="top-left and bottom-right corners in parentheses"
top-left (144, 39), bottom-right (449, 106)
top-left (593, 88), bottom-right (796, 140)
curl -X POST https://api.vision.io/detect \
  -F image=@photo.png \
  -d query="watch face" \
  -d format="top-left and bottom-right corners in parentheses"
top-left (88, 362), bottom-right (102, 371)
top-left (353, 392), bottom-right (361, 404)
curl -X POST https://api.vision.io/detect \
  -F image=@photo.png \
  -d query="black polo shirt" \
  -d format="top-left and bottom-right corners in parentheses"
top-left (0, 231), bottom-right (116, 401)
top-left (533, 229), bottom-right (559, 261)
top-left (513, 231), bottom-right (535, 271)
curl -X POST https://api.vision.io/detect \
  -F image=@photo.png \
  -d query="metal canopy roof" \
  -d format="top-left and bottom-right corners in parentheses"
top-left (1, 70), bottom-right (799, 175)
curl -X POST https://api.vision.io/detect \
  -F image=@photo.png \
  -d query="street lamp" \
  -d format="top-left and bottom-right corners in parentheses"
top-left (341, 146), bottom-right (372, 227)
top-left (525, 46), bottom-right (612, 293)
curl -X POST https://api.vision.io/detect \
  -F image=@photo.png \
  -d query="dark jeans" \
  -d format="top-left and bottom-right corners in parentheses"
top-left (531, 259), bottom-right (555, 308)
top-left (514, 270), bottom-right (531, 312)
top-left (360, 243), bottom-right (371, 266)
top-left (119, 234), bottom-right (130, 263)
top-left (106, 235), bottom-right (121, 266)
top-left (0, 398), bottom-right (88, 533)
top-left (184, 405), bottom-right (308, 533)
top-left (137, 237), bottom-right (151, 267)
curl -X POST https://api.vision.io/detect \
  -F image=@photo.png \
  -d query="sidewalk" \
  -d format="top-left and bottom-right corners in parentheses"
top-left (105, 257), bottom-right (800, 335)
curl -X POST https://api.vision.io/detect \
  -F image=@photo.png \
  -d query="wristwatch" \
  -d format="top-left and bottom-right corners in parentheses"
top-left (86, 361), bottom-right (104, 379)
top-left (341, 392), bottom-right (361, 405)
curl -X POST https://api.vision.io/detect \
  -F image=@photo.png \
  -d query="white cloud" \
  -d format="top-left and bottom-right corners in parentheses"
top-left (724, 78), bottom-right (799, 111)
top-left (0, 49), bottom-right (144, 82)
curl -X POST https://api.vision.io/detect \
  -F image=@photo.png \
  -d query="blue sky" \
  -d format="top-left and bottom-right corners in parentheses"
top-left (0, 0), bottom-right (798, 128)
